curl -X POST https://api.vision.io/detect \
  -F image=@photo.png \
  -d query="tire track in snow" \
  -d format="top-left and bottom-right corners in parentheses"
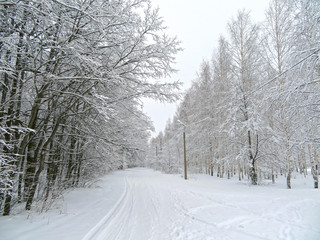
top-left (107, 179), bottom-right (135, 240)
top-left (81, 176), bottom-right (129, 240)
top-left (173, 188), bottom-right (320, 240)
top-left (147, 183), bottom-right (161, 239)
top-left (93, 177), bottom-right (139, 240)
top-left (82, 169), bottom-right (163, 240)
top-left (172, 190), bottom-right (275, 240)
top-left (187, 189), bottom-right (318, 233)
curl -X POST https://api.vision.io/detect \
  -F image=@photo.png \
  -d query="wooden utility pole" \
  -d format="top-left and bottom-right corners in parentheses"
top-left (178, 117), bottom-right (210, 180)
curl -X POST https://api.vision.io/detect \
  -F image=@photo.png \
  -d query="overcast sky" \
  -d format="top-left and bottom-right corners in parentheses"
top-left (143, 0), bottom-right (271, 137)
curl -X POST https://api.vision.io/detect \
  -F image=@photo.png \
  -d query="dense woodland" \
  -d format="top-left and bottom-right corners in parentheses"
top-left (146, 0), bottom-right (320, 189)
top-left (0, 0), bottom-right (181, 215)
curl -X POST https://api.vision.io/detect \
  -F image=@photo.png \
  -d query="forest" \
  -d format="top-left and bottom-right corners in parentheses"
top-left (146, 0), bottom-right (320, 189)
top-left (1, 0), bottom-right (319, 218)
top-left (0, 0), bottom-right (181, 215)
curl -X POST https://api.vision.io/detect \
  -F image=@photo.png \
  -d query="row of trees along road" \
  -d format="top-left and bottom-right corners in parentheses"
top-left (146, 0), bottom-right (320, 189)
top-left (0, 0), bottom-right (181, 215)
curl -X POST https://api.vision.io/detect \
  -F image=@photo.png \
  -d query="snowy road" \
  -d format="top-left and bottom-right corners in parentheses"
top-left (81, 168), bottom-right (320, 240)
top-left (1, 168), bottom-right (320, 240)
top-left (82, 171), bottom-right (165, 240)
top-left (82, 169), bottom-right (183, 240)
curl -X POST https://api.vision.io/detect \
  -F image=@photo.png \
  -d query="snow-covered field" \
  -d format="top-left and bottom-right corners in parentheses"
top-left (1, 168), bottom-right (320, 240)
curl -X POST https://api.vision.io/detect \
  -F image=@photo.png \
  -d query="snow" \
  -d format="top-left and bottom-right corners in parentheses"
top-left (1, 168), bottom-right (320, 240)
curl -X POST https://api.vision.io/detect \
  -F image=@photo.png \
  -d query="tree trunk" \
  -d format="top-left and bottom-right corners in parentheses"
top-left (309, 145), bottom-right (319, 189)
top-left (314, 166), bottom-right (318, 189)
top-left (287, 170), bottom-right (292, 189)
top-left (2, 192), bottom-right (12, 216)
top-left (25, 112), bottom-right (63, 210)
top-left (272, 168), bottom-right (275, 184)
top-left (25, 162), bottom-right (43, 210)
top-left (248, 130), bottom-right (257, 185)
top-left (24, 137), bottom-right (43, 201)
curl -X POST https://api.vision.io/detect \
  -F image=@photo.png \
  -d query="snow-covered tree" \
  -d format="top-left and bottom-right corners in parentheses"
top-left (148, 1), bottom-right (319, 190)
top-left (227, 10), bottom-right (264, 184)
top-left (0, 0), bottom-right (181, 215)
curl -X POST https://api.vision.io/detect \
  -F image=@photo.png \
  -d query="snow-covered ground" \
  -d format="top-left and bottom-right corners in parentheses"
top-left (1, 168), bottom-right (320, 240)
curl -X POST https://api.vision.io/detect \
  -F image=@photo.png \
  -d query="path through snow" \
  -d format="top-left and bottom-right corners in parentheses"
top-left (1, 168), bottom-right (320, 240)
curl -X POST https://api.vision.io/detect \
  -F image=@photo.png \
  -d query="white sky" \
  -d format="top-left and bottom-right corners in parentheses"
top-left (143, 0), bottom-right (271, 137)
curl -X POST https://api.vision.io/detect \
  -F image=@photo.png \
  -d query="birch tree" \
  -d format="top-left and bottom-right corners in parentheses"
top-left (227, 10), bottom-right (263, 184)
top-left (292, 0), bottom-right (320, 188)
top-left (261, 0), bottom-right (296, 187)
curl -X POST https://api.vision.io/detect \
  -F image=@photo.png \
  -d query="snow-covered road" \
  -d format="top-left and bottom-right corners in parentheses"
top-left (82, 170), bottom-right (170, 240)
top-left (1, 168), bottom-right (320, 240)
